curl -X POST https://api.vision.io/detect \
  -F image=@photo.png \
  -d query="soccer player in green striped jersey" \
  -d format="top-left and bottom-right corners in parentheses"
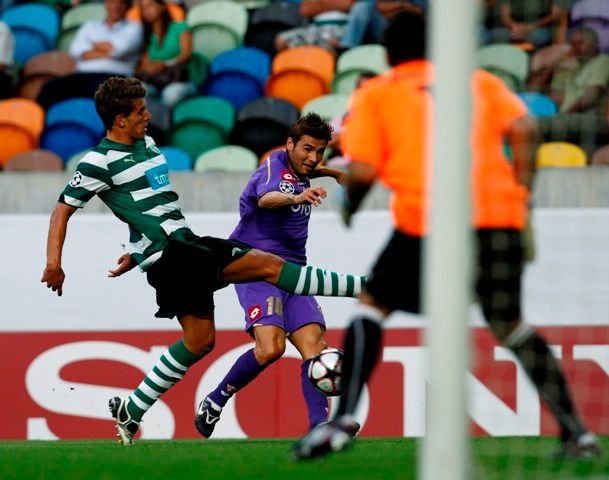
top-left (41, 77), bottom-right (365, 445)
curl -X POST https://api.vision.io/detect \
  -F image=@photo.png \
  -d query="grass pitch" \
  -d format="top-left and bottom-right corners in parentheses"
top-left (1, 437), bottom-right (607, 480)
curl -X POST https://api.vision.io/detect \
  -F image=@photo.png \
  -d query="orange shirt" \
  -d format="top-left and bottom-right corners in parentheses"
top-left (341, 60), bottom-right (529, 235)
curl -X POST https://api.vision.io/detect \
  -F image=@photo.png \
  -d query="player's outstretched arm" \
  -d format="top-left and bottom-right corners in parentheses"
top-left (41, 202), bottom-right (77, 297)
top-left (258, 187), bottom-right (327, 209)
top-left (108, 253), bottom-right (137, 278)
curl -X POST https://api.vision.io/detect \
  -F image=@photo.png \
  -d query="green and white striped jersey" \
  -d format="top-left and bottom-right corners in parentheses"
top-left (60, 136), bottom-right (193, 271)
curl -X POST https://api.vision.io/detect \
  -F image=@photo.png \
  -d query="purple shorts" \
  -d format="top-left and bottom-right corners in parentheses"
top-left (234, 281), bottom-right (325, 335)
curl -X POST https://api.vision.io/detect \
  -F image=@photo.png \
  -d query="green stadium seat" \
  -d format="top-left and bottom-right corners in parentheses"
top-left (169, 96), bottom-right (235, 159)
top-left (332, 44), bottom-right (389, 95)
top-left (301, 93), bottom-right (350, 122)
top-left (475, 44), bottom-right (529, 92)
top-left (187, 1), bottom-right (248, 60)
top-left (187, 52), bottom-right (210, 89)
top-left (172, 96), bottom-right (235, 135)
top-left (194, 145), bottom-right (258, 172)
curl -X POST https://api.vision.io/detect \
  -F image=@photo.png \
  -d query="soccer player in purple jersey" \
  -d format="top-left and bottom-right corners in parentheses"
top-left (194, 113), bottom-right (355, 438)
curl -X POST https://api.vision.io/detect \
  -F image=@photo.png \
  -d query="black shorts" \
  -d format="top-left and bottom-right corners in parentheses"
top-left (146, 235), bottom-right (251, 319)
top-left (365, 230), bottom-right (423, 313)
top-left (366, 228), bottom-right (523, 321)
top-left (476, 228), bottom-right (523, 325)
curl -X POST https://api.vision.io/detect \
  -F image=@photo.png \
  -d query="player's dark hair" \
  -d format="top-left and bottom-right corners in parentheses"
top-left (288, 112), bottom-right (333, 145)
top-left (383, 11), bottom-right (426, 67)
top-left (94, 77), bottom-right (147, 130)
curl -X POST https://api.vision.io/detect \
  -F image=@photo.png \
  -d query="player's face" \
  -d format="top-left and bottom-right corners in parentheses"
top-left (286, 135), bottom-right (327, 177)
top-left (120, 98), bottom-right (151, 141)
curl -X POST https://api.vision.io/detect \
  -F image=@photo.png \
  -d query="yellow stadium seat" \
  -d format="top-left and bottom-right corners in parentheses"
top-left (536, 142), bottom-right (587, 168)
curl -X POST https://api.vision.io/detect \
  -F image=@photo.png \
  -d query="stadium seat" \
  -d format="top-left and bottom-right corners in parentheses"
top-left (475, 44), bottom-right (529, 92)
top-left (244, 2), bottom-right (305, 56)
top-left (0, 98), bottom-right (45, 167)
top-left (194, 145), bottom-right (257, 172)
top-left (591, 145), bottom-right (609, 165)
top-left (37, 72), bottom-right (115, 111)
top-left (230, 97), bottom-right (298, 157)
top-left (187, 1), bottom-right (248, 60)
top-left (188, 52), bottom-right (210, 90)
top-left (332, 44), bottom-right (389, 95)
top-left (266, 46), bottom-right (335, 109)
top-left (17, 51), bottom-right (76, 101)
top-left (571, 0), bottom-right (609, 53)
top-left (301, 93), bottom-right (350, 122)
top-left (146, 96), bottom-right (170, 145)
top-left (45, 98), bottom-right (105, 137)
top-left (169, 96), bottom-right (235, 159)
top-left (536, 142), bottom-right (588, 168)
top-left (40, 98), bottom-right (105, 161)
top-left (159, 146), bottom-right (192, 171)
top-left (57, 3), bottom-right (106, 52)
top-left (1, 4), bottom-right (60, 65)
top-left (204, 47), bottom-right (271, 109)
top-left (4, 149), bottom-right (64, 171)
top-left (517, 92), bottom-right (558, 117)
top-left (126, 3), bottom-right (185, 22)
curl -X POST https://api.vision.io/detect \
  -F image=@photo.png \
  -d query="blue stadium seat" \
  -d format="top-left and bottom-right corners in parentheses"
top-left (209, 47), bottom-right (271, 88)
top-left (1, 4), bottom-right (59, 65)
top-left (159, 146), bottom-right (192, 171)
top-left (40, 124), bottom-right (101, 162)
top-left (204, 47), bottom-right (271, 109)
top-left (45, 98), bottom-right (105, 137)
top-left (518, 92), bottom-right (558, 117)
top-left (40, 98), bottom-right (105, 161)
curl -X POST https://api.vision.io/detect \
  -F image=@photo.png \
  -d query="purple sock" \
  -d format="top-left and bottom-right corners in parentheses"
top-left (301, 358), bottom-right (329, 429)
top-left (207, 348), bottom-right (265, 408)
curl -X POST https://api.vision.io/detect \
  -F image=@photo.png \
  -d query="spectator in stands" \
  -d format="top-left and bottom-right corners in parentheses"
top-left (550, 27), bottom-right (609, 114)
top-left (137, 0), bottom-right (195, 108)
top-left (538, 27), bottom-right (609, 157)
top-left (69, 0), bottom-right (143, 76)
top-left (275, 0), bottom-right (355, 54)
top-left (334, 0), bottom-right (427, 52)
top-left (0, 20), bottom-right (14, 99)
top-left (487, 0), bottom-right (566, 50)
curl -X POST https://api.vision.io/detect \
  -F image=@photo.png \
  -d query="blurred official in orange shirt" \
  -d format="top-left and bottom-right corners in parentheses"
top-left (293, 10), bottom-right (599, 460)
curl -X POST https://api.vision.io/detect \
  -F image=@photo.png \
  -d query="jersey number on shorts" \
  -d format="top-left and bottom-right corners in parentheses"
top-left (266, 296), bottom-right (283, 316)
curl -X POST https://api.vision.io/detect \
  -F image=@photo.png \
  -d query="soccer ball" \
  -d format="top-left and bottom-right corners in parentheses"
top-left (308, 348), bottom-right (343, 396)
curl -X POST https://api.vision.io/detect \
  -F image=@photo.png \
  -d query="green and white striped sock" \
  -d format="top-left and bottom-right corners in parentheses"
top-left (277, 262), bottom-right (366, 298)
top-left (126, 340), bottom-right (201, 422)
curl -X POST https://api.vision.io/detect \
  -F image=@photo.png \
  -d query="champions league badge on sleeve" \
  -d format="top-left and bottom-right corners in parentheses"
top-left (69, 171), bottom-right (83, 187)
top-left (279, 180), bottom-right (295, 194)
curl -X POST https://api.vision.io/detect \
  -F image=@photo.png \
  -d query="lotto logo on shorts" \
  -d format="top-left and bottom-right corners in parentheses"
top-left (248, 304), bottom-right (262, 322)
top-left (281, 170), bottom-right (295, 182)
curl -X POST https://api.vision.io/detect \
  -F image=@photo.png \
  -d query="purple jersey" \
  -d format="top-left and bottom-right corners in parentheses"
top-left (229, 150), bottom-right (312, 265)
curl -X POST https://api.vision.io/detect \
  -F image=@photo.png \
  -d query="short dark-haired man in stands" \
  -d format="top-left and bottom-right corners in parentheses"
top-left (42, 76), bottom-right (366, 446)
top-left (293, 11), bottom-right (600, 460)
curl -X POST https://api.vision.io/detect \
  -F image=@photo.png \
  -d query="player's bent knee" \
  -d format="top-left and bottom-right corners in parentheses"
top-left (255, 344), bottom-right (285, 366)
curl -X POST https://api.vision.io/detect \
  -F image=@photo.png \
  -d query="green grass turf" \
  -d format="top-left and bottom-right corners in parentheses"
top-left (0, 437), bottom-right (607, 480)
